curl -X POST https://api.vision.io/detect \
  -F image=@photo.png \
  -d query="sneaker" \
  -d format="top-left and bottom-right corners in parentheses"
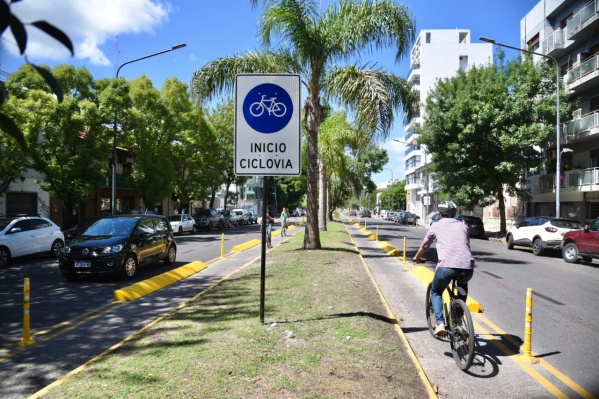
top-left (434, 324), bottom-right (446, 336)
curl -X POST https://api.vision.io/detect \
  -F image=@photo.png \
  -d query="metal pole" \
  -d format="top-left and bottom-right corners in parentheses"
top-left (480, 37), bottom-right (561, 217)
top-left (260, 176), bottom-right (268, 324)
top-left (111, 44), bottom-right (187, 215)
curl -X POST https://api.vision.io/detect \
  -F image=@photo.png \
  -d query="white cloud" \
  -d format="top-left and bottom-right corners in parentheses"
top-left (5, 0), bottom-right (170, 65)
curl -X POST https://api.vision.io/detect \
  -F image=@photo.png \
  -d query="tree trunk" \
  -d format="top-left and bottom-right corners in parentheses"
top-left (318, 161), bottom-right (327, 231)
top-left (498, 185), bottom-right (507, 235)
top-left (303, 96), bottom-right (321, 249)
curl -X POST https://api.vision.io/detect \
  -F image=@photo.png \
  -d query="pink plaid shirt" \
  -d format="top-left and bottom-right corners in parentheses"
top-left (419, 217), bottom-right (474, 269)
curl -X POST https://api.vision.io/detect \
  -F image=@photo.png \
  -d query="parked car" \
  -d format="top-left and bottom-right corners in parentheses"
top-left (379, 210), bottom-right (388, 219)
top-left (0, 215), bottom-right (65, 267)
top-left (168, 213), bottom-right (196, 235)
top-left (405, 213), bottom-right (420, 226)
top-left (385, 211), bottom-right (396, 221)
top-left (349, 210), bottom-right (357, 217)
top-left (506, 216), bottom-right (582, 256)
top-left (561, 217), bottom-right (599, 263)
top-left (219, 209), bottom-right (239, 227)
top-left (59, 214), bottom-right (176, 280)
top-left (425, 211), bottom-right (439, 226)
top-left (455, 215), bottom-right (485, 239)
top-left (193, 208), bottom-right (223, 231)
top-left (232, 209), bottom-right (249, 225)
top-left (393, 211), bottom-right (404, 223)
top-left (360, 210), bottom-right (371, 218)
top-left (247, 211), bottom-right (258, 224)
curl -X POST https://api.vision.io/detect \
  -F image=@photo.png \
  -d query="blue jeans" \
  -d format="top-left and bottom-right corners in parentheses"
top-left (267, 223), bottom-right (273, 241)
top-left (431, 267), bottom-right (473, 325)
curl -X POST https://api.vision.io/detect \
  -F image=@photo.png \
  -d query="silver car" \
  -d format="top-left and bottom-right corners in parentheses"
top-left (168, 214), bottom-right (196, 235)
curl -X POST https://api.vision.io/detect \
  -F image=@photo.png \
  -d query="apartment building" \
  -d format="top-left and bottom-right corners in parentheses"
top-left (403, 29), bottom-right (492, 224)
top-left (523, 0), bottom-right (599, 224)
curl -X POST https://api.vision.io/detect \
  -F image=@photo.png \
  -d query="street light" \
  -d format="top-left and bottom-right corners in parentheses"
top-left (480, 36), bottom-right (562, 217)
top-left (384, 167), bottom-right (394, 210)
top-left (111, 43), bottom-right (187, 215)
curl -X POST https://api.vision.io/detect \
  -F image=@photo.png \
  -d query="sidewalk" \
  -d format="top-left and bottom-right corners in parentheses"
top-left (30, 220), bottom-right (434, 399)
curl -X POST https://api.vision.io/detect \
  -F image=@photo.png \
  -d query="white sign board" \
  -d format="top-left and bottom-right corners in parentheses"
top-left (235, 74), bottom-right (301, 176)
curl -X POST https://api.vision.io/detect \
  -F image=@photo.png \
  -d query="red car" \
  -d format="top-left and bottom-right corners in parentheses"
top-left (349, 210), bottom-right (357, 217)
top-left (561, 217), bottom-right (599, 263)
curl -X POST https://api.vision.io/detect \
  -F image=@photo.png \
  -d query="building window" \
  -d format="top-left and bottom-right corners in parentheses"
top-left (527, 33), bottom-right (539, 52)
top-left (426, 32), bottom-right (431, 43)
top-left (459, 55), bottom-right (468, 71)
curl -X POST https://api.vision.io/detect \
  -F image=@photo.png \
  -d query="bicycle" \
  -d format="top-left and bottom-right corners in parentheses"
top-left (420, 259), bottom-right (476, 371)
top-left (249, 94), bottom-right (287, 117)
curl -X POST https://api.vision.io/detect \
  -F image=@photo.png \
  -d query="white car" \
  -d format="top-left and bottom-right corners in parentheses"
top-left (506, 216), bottom-right (582, 256)
top-left (167, 214), bottom-right (196, 235)
top-left (232, 209), bottom-right (249, 225)
top-left (0, 215), bottom-right (65, 266)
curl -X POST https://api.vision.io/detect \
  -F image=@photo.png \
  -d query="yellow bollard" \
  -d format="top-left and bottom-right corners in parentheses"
top-left (403, 237), bottom-right (407, 263)
top-left (521, 288), bottom-right (538, 362)
top-left (221, 233), bottom-right (225, 258)
top-left (18, 278), bottom-right (35, 346)
top-left (363, 220), bottom-right (366, 228)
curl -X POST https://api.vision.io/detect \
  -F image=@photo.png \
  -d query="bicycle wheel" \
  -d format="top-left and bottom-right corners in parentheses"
top-left (449, 299), bottom-right (475, 371)
top-left (425, 283), bottom-right (436, 337)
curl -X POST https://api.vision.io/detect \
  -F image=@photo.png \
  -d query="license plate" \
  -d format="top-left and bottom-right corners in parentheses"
top-left (75, 260), bottom-right (91, 268)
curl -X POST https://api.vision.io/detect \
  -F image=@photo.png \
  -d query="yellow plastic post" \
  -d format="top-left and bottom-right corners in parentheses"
top-left (403, 237), bottom-right (407, 263)
top-left (18, 278), bottom-right (35, 346)
top-left (521, 288), bottom-right (537, 362)
top-left (221, 233), bottom-right (225, 258)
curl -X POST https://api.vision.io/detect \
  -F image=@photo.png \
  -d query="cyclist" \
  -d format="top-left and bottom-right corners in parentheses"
top-left (266, 206), bottom-right (275, 247)
top-left (281, 207), bottom-right (289, 236)
top-left (413, 200), bottom-right (474, 336)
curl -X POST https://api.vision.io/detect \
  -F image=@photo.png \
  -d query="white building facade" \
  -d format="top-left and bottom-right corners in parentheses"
top-left (403, 30), bottom-right (492, 224)
top-left (522, 0), bottom-right (599, 224)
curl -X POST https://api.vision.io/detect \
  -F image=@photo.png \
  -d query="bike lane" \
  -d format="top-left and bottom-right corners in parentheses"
top-left (344, 219), bottom-right (585, 399)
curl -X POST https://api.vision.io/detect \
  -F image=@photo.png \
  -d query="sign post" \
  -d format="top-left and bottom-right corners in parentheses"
top-left (235, 74), bottom-right (301, 323)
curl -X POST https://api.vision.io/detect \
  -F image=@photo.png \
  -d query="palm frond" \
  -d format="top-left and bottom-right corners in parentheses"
top-left (324, 64), bottom-right (415, 140)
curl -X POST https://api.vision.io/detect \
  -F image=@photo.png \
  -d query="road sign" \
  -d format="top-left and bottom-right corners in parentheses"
top-left (235, 74), bottom-right (301, 176)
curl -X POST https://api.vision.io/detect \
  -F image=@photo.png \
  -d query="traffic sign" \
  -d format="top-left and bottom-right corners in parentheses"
top-left (235, 74), bottom-right (301, 176)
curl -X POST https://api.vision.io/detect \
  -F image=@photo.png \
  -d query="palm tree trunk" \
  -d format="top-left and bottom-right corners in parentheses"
top-left (318, 161), bottom-right (327, 231)
top-left (303, 97), bottom-right (321, 249)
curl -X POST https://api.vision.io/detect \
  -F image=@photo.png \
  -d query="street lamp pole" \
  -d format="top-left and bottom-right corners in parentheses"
top-left (111, 43), bottom-right (186, 215)
top-left (384, 167), bottom-right (394, 210)
top-left (480, 36), bottom-right (562, 217)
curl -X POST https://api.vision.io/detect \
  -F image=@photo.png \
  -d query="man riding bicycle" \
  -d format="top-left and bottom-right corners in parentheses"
top-left (413, 200), bottom-right (474, 336)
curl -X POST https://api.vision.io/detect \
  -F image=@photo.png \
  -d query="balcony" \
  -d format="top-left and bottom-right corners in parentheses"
top-left (565, 54), bottom-right (599, 92)
top-left (562, 110), bottom-right (599, 143)
top-left (541, 28), bottom-right (570, 58)
top-left (566, 0), bottom-right (599, 41)
top-left (526, 167), bottom-right (599, 194)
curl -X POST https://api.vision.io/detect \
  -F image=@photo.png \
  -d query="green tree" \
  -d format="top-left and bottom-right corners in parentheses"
top-left (418, 55), bottom-right (573, 233)
top-left (124, 75), bottom-right (177, 211)
top-left (191, 0), bottom-right (416, 249)
top-left (5, 64), bottom-right (110, 227)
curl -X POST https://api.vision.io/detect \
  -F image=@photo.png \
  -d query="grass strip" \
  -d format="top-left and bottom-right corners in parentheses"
top-left (41, 220), bottom-right (429, 399)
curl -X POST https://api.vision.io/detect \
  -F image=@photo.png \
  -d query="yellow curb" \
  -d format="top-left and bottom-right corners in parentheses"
top-left (113, 261), bottom-right (208, 302)
top-left (376, 240), bottom-right (400, 256)
top-left (232, 239), bottom-right (261, 252)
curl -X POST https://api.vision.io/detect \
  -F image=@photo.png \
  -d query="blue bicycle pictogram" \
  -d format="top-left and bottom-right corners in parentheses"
top-left (249, 94), bottom-right (287, 117)
top-left (243, 83), bottom-right (293, 134)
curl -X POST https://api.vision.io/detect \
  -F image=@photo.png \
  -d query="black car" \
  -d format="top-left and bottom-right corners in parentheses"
top-left (455, 215), bottom-right (486, 239)
top-left (58, 215), bottom-right (177, 280)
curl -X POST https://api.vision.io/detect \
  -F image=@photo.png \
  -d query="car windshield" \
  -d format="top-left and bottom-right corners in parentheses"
top-left (83, 218), bottom-right (138, 237)
top-left (196, 210), bottom-right (211, 217)
top-left (168, 215), bottom-right (182, 222)
top-left (552, 219), bottom-right (582, 229)
top-left (0, 218), bottom-right (15, 230)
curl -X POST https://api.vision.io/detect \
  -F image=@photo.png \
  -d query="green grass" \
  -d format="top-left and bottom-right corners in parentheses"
top-left (41, 220), bottom-right (429, 399)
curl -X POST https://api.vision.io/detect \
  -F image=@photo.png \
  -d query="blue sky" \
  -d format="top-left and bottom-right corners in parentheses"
top-left (2, 0), bottom-right (539, 186)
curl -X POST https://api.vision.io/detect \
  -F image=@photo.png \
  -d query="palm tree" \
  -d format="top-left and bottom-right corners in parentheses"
top-left (191, 0), bottom-right (416, 249)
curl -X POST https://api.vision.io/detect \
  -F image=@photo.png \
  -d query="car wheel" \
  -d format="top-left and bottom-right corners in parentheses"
top-left (0, 246), bottom-right (11, 267)
top-left (50, 239), bottom-right (64, 258)
top-left (122, 255), bottom-right (137, 278)
top-left (532, 238), bottom-right (544, 256)
top-left (191, 225), bottom-right (196, 234)
top-left (164, 244), bottom-right (177, 265)
top-left (178, 226), bottom-right (183, 236)
top-left (562, 242), bottom-right (580, 264)
top-left (506, 234), bottom-right (514, 250)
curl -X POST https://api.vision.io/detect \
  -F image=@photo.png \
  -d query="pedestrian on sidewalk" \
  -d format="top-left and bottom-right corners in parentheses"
top-left (281, 207), bottom-right (289, 236)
